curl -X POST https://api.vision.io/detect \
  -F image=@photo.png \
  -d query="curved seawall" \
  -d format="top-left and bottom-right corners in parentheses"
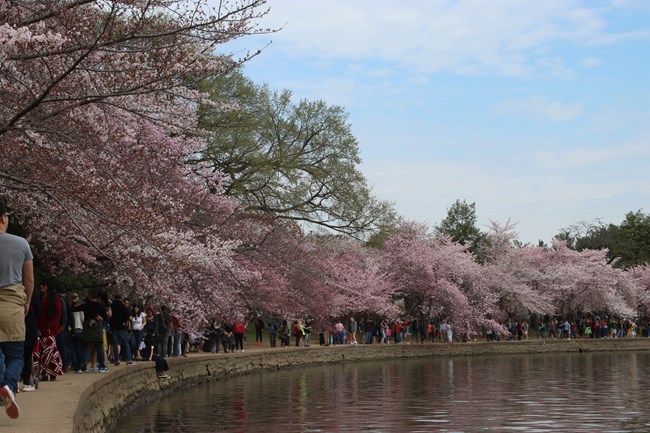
top-left (68, 338), bottom-right (650, 433)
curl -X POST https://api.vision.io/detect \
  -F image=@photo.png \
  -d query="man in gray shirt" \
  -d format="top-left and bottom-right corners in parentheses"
top-left (0, 198), bottom-right (34, 419)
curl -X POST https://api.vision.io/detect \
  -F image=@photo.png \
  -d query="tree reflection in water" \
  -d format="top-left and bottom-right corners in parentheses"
top-left (115, 352), bottom-right (650, 432)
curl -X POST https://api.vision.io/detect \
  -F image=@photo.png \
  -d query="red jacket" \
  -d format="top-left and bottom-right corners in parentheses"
top-left (233, 322), bottom-right (245, 334)
top-left (38, 295), bottom-right (62, 337)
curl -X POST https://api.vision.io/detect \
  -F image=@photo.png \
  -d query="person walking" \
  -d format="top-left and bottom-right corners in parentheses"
top-left (294, 320), bottom-right (304, 347)
top-left (232, 318), bottom-right (246, 352)
top-left (72, 289), bottom-right (110, 373)
top-left (129, 305), bottom-right (146, 360)
top-left (303, 319), bottom-right (313, 347)
top-left (154, 306), bottom-right (172, 359)
top-left (109, 295), bottom-right (133, 365)
top-left (348, 318), bottom-right (358, 345)
top-left (20, 290), bottom-right (39, 391)
top-left (70, 292), bottom-right (85, 372)
top-left (0, 198), bottom-right (35, 419)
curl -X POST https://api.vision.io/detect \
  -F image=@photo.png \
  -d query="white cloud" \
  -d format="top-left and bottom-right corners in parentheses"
top-left (212, 0), bottom-right (650, 244)
top-left (237, 0), bottom-right (642, 78)
top-left (534, 143), bottom-right (650, 169)
top-left (581, 56), bottom-right (603, 67)
top-left (361, 156), bottom-right (649, 243)
top-left (494, 96), bottom-right (583, 122)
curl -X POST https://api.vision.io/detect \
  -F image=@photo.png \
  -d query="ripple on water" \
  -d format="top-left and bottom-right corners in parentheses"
top-left (115, 351), bottom-right (650, 433)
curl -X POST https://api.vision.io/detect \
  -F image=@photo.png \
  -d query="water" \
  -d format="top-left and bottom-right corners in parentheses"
top-left (115, 352), bottom-right (650, 432)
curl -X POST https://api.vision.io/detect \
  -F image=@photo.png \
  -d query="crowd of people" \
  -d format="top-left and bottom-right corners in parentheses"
top-left (3, 199), bottom-right (649, 423)
top-left (15, 285), bottom-right (183, 389)
top-left (160, 310), bottom-right (650, 369)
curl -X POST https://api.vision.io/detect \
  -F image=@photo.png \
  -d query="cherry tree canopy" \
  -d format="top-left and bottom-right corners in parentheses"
top-left (629, 265), bottom-right (650, 316)
top-left (0, 0), bottom-right (271, 318)
top-left (227, 216), bottom-right (397, 321)
top-left (380, 222), bottom-right (503, 336)
top-left (2, 2), bottom-right (646, 328)
top-left (484, 222), bottom-right (645, 320)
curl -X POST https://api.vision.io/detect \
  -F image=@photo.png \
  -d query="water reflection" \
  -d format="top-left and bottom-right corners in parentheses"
top-left (115, 352), bottom-right (650, 432)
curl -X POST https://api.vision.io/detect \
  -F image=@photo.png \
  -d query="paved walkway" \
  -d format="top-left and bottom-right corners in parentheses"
top-left (0, 364), bottom-right (96, 433)
top-left (0, 345), bottom-right (272, 433)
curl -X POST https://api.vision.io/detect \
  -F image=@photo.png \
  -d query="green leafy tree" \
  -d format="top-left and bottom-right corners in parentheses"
top-left (556, 211), bottom-right (650, 268)
top-left (435, 199), bottom-right (488, 259)
top-left (365, 218), bottom-right (401, 249)
top-left (615, 210), bottom-right (650, 268)
top-left (196, 70), bottom-right (393, 236)
top-left (555, 219), bottom-right (618, 255)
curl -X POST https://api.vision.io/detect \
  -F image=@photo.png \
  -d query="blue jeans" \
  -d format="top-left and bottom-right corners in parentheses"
top-left (0, 341), bottom-right (24, 393)
top-left (71, 330), bottom-right (84, 371)
top-left (111, 329), bottom-right (132, 362)
top-left (85, 342), bottom-right (106, 369)
top-left (130, 329), bottom-right (144, 357)
top-left (156, 333), bottom-right (171, 359)
top-left (56, 330), bottom-right (69, 371)
top-left (173, 332), bottom-right (182, 356)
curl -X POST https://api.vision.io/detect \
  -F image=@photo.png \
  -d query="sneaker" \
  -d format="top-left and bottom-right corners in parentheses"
top-left (0, 385), bottom-right (20, 419)
top-left (21, 385), bottom-right (36, 392)
top-left (157, 373), bottom-right (169, 379)
top-left (86, 367), bottom-right (97, 373)
top-left (126, 361), bottom-right (135, 366)
top-left (98, 367), bottom-right (109, 373)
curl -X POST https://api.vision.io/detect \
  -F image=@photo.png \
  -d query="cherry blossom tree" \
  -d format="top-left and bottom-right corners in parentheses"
top-left (223, 215), bottom-right (397, 322)
top-left (380, 222), bottom-right (504, 337)
top-left (481, 221), bottom-right (555, 318)
top-left (0, 0), bottom-right (272, 319)
top-left (3, 1), bottom-right (647, 330)
top-left (630, 265), bottom-right (650, 315)
top-left (484, 222), bottom-right (646, 320)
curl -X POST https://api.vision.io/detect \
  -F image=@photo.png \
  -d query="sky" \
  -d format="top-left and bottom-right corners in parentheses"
top-left (218, 0), bottom-right (650, 244)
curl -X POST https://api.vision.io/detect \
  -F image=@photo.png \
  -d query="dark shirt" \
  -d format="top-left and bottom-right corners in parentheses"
top-left (24, 290), bottom-right (40, 348)
top-left (109, 300), bottom-right (131, 331)
top-left (154, 312), bottom-right (171, 336)
top-left (72, 299), bottom-right (108, 323)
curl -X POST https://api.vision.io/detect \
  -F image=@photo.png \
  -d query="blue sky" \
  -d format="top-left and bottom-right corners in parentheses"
top-left (219, 0), bottom-right (650, 244)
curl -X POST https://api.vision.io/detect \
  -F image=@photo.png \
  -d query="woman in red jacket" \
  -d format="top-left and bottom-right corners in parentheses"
top-left (36, 283), bottom-right (64, 381)
top-left (232, 319), bottom-right (246, 352)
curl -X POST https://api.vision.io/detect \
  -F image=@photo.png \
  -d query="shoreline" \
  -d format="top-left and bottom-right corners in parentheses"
top-left (2, 338), bottom-right (650, 433)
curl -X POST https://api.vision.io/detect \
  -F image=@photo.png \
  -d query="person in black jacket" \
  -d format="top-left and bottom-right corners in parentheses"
top-left (20, 290), bottom-right (40, 391)
top-left (154, 306), bottom-right (172, 359)
top-left (72, 289), bottom-right (109, 372)
top-left (109, 295), bottom-right (133, 365)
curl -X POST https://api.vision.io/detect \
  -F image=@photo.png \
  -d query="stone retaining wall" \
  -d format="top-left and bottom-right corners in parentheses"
top-left (74, 338), bottom-right (650, 433)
